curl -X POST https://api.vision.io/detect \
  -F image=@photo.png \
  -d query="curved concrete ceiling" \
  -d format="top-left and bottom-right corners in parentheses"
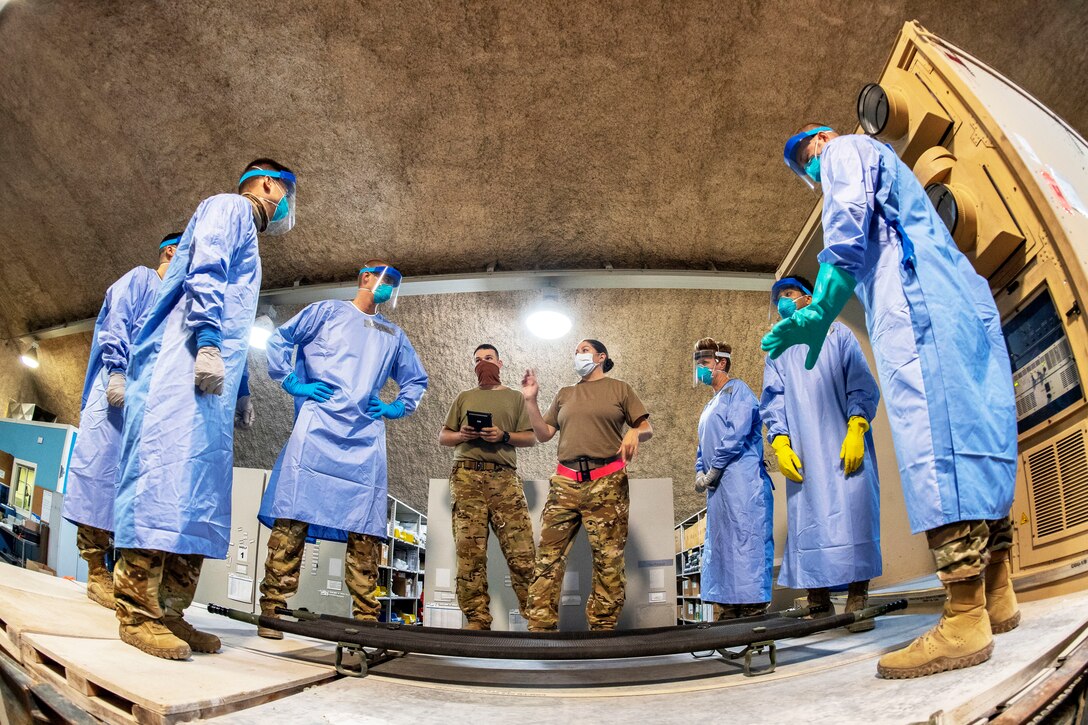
top-left (1, 1), bottom-right (1086, 337)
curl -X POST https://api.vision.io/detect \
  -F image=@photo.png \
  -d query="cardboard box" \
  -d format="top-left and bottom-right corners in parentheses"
top-left (674, 527), bottom-right (683, 553)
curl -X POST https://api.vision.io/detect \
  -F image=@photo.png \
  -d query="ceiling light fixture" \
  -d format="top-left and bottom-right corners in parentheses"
top-left (249, 313), bottom-right (276, 351)
top-left (525, 290), bottom-right (572, 340)
top-left (20, 341), bottom-right (40, 369)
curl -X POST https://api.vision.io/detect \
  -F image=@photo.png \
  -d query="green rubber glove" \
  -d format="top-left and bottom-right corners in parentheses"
top-left (761, 263), bottom-right (857, 370)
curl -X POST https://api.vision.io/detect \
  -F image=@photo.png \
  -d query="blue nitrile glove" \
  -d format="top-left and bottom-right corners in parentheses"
top-left (281, 372), bottom-right (336, 403)
top-left (367, 396), bottom-right (406, 420)
top-left (761, 263), bottom-right (857, 369)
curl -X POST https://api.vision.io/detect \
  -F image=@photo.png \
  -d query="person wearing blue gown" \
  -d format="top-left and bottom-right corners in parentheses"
top-left (256, 260), bottom-right (428, 636)
top-left (112, 159), bottom-right (297, 660)
top-left (693, 337), bottom-right (774, 620)
top-left (62, 233), bottom-right (180, 610)
top-left (764, 125), bottom-right (1019, 678)
top-left (760, 274), bottom-right (882, 631)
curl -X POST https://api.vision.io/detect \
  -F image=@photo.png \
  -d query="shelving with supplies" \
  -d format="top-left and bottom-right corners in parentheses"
top-left (375, 496), bottom-right (427, 625)
top-left (674, 507), bottom-right (715, 624)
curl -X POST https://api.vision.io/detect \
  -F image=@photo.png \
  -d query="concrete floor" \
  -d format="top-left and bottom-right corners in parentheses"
top-left (209, 591), bottom-right (1088, 724)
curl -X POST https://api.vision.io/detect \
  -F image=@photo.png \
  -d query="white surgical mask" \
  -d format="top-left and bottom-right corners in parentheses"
top-left (573, 353), bottom-right (598, 377)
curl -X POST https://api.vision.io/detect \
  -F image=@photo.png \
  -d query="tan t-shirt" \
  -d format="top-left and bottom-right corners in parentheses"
top-left (444, 386), bottom-right (533, 468)
top-left (543, 377), bottom-right (649, 462)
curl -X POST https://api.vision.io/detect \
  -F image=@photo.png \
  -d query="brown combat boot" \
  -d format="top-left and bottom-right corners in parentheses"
top-left (464, 620), bottom-right (491, 631)
top-left (877, 578), bottom-right (993, 679)
top-left (807, 587), bottom-right (833, 618)
top-left (119, 620), bottom-right (191, 660)
top-left (845, 580), bottom-right (874, 633)
top-left (985, 549), bottom-right (1021, 634)
top-left (85, 559), bottom-right (116, 610)
top-left (163, 616), bottom-right (221, 653)
top-left (257, 605), bottom-right (284, 640)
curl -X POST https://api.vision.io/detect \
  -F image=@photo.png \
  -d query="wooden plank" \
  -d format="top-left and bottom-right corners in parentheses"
top-left (0, 561), bottom-right (87, 600)
top-left (0, 586), bottom-right (119, 654)
top-left (21, 631), bottom-right (336, 723)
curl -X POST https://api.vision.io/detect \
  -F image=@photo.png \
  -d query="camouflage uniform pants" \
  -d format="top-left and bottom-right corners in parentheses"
top-left (927, 516), bottom-right (1014, 583)
top-left (258, 518), bottom-right (382, 620)
top-left (76, 524), bottom-right (112, 570)
top-left (450, 465), bottom-right (536, 626)
top-left (526, 470), bottom-right (630, 631)
top-left (114, 548), bottom-right (204, 626)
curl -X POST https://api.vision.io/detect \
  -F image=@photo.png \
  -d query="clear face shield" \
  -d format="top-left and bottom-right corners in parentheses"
top-left (783, 126), bottom-right (831, 190)
top-left (239, 169), bottom-right (297, 235)
top-left (359, 264), bottom-right (404, 309)
top-left (692, 349), bottom-right (729, 388)
top-left (769, 277), bottom-right (813, 321)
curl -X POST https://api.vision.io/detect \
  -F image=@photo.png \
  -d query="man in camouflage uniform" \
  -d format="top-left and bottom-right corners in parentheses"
top-left (525, 469), bottom-right (630, 630)
top-left (439, 344), bottom-right (537, 630)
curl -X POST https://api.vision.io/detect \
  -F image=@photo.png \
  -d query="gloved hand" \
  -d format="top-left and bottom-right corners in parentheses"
top-left (771, 435), bottom-right (804, 483)
top-left (840, 416), bottom-right (870, 476)
top-left (235, 395), bottom-right (255, 430)
top-left (694, 468), bottom-right (723, 494)
top-left (194, 346), bottom-right (225, 395)
top-left (282, 373), bottom-right (336, 403)
top-left (367, 396), bottom-right (406, 420)
top-left (761, 263), bottom-right (857, 370)
top-left (105, 372), bottom-right (126, 408)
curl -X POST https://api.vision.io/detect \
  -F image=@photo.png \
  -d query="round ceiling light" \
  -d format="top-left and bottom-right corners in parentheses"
top-left (525, 295), bottom-right (572, 340)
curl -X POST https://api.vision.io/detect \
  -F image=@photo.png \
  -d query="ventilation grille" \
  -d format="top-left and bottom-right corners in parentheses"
top-left (1027, 429), bottom-right (1088, 542)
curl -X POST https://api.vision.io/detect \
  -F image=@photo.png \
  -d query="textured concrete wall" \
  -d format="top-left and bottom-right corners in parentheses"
top-left (2, 2), bottom-right (1087, 338)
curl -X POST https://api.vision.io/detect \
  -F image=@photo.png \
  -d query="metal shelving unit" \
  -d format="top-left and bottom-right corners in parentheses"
top-left (675, 507), bottom-right (714, 624)
top-left (378, 496), bottom-right (427, 625)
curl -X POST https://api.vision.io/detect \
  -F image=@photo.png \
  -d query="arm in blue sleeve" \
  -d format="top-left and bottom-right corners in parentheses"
top-left (266, 304), bottom-right (326, 384)
top-left (98, 270), bottom-right (153, 374)
top-left (391, 334), bottom-right (428, 415)
top-left (184, 198), bottom-right (246, 339)
top-left (237, 361), bottom-right (251, 399)
top-left (709, 390), bottom-right (754, 470)
top-left (695, 443), bottom-right (705, 474)
top-left (815, 137), bottom-right (880, 280)
top-left (758, 355), bottom-right (790, 443)
top-left (839, 327), bottom-right (880, 420)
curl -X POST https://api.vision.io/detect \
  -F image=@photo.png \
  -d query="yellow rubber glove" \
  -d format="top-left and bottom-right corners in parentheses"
top-left (840, 416), bottom-right (870, 476)
top-left (771, 435), bottom-right (804, 483)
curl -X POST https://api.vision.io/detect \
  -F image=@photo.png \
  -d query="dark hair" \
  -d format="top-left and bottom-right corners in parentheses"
top-left (583, 339), bottom-right (614, 373)
top-left (474, 344), bottom-right (499, 358)
top-left (694, 338), bottom-right (731, 373)
top-left (779, 275), bottom-right (814, 295)
top-left (238, 158), bottom-right (294, 192)
top-left (160, 232), bottom-right (182, 246)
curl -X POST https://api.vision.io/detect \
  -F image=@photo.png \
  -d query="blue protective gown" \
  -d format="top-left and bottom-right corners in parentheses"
top-left (62, 267), bottom-right (161, 532)
top-left (258, 300), bottom-right (428, 542)
top-left (760, 322), bottom-right (882, 589)
top-left (696, 379), bottom-right (774, 605)
top-left (114, 194), bottom-right (261, 557)
top-left (816, 135), bottom-right (1017, 534)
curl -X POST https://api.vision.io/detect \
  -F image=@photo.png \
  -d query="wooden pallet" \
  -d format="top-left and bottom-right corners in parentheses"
top-left (0, 582), bottom-right (119, 664)
top-left (20, 632), bottom-right (335, 724)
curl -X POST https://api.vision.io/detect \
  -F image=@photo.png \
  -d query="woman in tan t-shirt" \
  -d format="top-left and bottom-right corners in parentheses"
top-left (520, 339), bottom-right (653, 630)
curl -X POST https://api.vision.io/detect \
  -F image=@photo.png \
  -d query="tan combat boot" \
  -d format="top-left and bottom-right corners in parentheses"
top-left (163, 617), bottom-right (221, 653)
top-left (85, 559), bottom-right (116, 610)
top-left (807, 588), bottom-right (833, 618)
top-left (877, 578), bottom-right (993, 679)
top-left (985, 549), bottom-right (1021, 634)
top-left (119, 620), bottom-right (191, 660)
top-left (845, 580), bottom-right (874, 633)
top-left (257, 605), bottom-right (283, 640)
top-left (464, 620), bottom-right (491, 631)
